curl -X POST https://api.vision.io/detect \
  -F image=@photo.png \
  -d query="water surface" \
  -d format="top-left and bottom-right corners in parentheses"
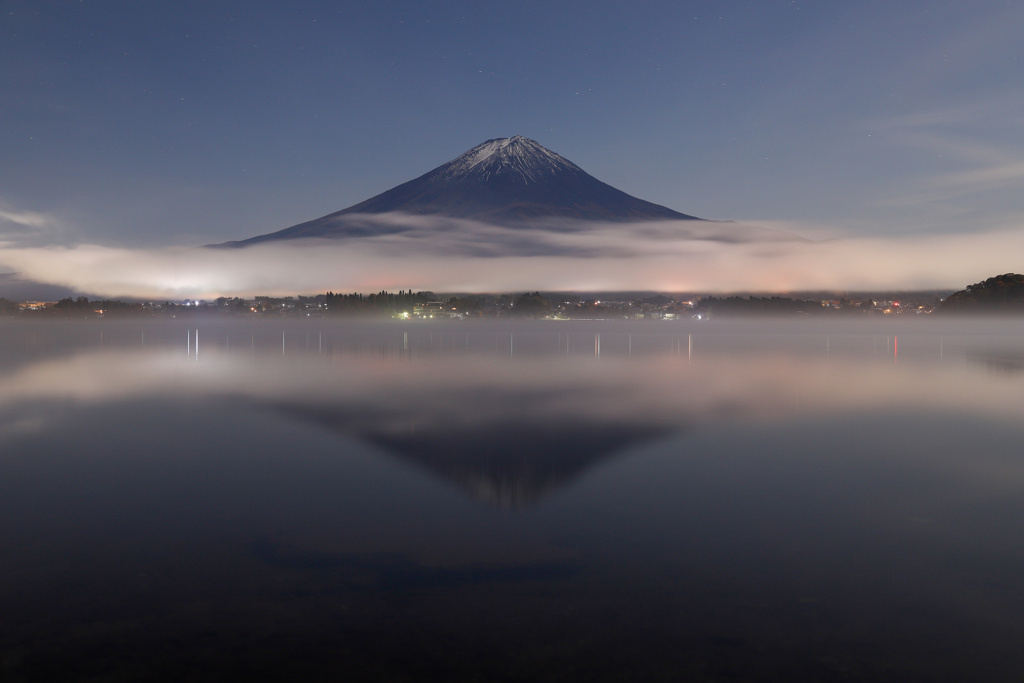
top-left (2, 318), bottom-right (1024, 681)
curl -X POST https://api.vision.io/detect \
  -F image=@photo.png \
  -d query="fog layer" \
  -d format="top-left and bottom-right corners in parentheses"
top-left (1, 214), bottom-right (1021, 298)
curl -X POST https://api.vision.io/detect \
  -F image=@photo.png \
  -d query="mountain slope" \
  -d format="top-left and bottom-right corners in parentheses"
top-left (228, 136), bottom-right (702, 245)
top-left (937, 273), bottom-right (1024, 313)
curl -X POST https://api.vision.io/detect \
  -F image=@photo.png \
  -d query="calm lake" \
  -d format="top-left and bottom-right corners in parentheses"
top-left (2, 317), bottom-right (1024, 681)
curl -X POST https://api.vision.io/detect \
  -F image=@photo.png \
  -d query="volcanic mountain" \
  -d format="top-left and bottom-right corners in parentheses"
top-left (227, 136), bottom-right (704, 246)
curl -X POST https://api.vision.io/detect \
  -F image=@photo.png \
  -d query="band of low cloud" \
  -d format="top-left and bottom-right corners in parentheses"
top-left (1, 213), bottom-right (1021, 298)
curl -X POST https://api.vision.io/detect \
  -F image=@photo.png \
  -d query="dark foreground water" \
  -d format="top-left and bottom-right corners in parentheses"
top-left (2, 317), bottom-right (1024, 681)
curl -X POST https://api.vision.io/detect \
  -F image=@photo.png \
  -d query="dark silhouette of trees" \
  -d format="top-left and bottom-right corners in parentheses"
top-left (509, 292), bottom-right (550, 318)
top-left (938, 273), bottom-right (1024, 313)
top-left (694, 295), bottom-right (825, 316)
top-left (48, 296), bottom-right (144, 317)
top-left (324, 290), bottom-right (434, 316)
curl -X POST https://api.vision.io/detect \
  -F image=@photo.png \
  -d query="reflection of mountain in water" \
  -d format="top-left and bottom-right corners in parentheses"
top-left (270, 405), bottom-right (674, 508)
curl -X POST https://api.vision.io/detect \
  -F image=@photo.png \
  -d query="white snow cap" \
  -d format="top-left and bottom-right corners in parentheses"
top-left (434, 136), bottom-right (583, 184)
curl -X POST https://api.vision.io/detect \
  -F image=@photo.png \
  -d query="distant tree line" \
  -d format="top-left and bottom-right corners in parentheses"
top-left (324, 290), bottom-right (435, 315)
top-left (508, 292), bottom-right (550, 317)
top-left (53, 296), bottom-right (145, 315)
top-left (695, 296), bottom-right (832, 316)
top-left (0, 285), bottom-right (975, 319)
top-left (0, 298), bottom-right (18, 315)
top-left (4, 296), bottom-right (146, 317)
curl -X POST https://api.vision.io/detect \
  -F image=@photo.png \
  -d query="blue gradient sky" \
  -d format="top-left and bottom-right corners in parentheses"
top-left (2, 0), bottom-right (1022, 248)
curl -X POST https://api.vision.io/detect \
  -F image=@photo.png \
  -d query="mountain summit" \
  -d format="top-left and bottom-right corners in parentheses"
top-left (229, 136), bottom-right (702, 245)
top-left (430, 135), bottom-right (587, 186)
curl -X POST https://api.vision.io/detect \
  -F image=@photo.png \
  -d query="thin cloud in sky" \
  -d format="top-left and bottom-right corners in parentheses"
top-left (865, 98), bottom-right (1024, 223)
top-left (0, 202), bottom-right (67, 247)
top-left (929, 161), bottom-right (1024, 194)
top-left (873, 104), bottom-right (996, 132)
top-left (0, 208), bottom-right (50, 230)
top-left (879, 154), bottom-right (1024, 212)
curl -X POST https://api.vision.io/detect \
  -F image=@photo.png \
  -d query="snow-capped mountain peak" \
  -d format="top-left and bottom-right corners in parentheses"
top-left (224, 136), bottom-right (705, 244)
top-left (431, 136), bottom-right (583, 185)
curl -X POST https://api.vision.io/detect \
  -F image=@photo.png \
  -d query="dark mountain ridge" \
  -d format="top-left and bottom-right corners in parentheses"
top-left (226, 136), bottom-right (703, 246)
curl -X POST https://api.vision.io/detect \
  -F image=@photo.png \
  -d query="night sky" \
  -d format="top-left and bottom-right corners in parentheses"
top-left (1, 1), bottom-right (1022, 295)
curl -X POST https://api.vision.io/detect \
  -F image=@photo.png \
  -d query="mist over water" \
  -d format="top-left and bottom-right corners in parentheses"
top-left (3, 317), bottom-right (1024, 680)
